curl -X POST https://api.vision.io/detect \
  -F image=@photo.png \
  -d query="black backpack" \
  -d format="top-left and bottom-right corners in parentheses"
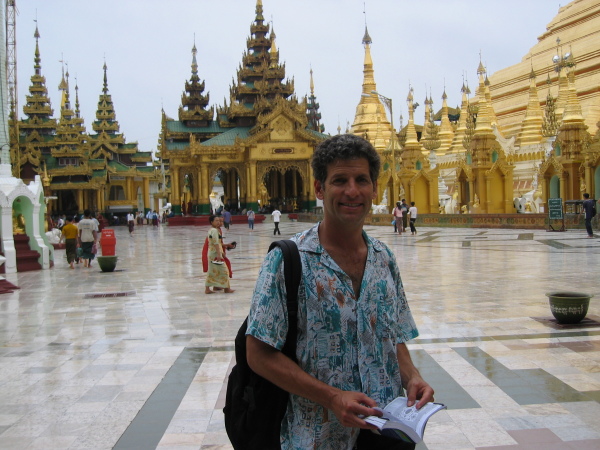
top-left (224, 240), bottom-right (302, 450)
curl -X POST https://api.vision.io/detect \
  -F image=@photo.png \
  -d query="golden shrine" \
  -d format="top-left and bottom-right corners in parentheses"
top-left (10, 26), bottom-right (155, 216)
top-left (157, 0), bottom-right (327, 215)
top-left (352, 0), bottom-right (600, 215)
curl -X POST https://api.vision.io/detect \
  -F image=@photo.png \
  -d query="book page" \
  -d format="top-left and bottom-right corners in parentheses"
top-left (383, 397), bottom-right (445, 437)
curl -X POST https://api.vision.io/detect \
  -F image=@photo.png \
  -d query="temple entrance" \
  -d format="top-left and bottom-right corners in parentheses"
top-left (57, 190), bottom-right (78, 215)
top-left (550, 175), bottom-right (560, 198)
top-left (262, 168), bottom-right (304, 212)
top-left (209, 168), bottom-right (241, 214)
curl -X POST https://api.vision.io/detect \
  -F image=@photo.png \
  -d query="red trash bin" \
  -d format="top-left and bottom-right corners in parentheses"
top-left (100, 229), bottom-right (116, 256)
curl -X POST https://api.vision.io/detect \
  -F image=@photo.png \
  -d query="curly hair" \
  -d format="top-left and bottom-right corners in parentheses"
top-left (311, 134), bottom-right (380, 184)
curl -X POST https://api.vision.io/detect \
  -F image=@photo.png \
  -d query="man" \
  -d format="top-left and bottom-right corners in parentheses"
top-left (582, 193), bottom-right (596, 238)
top-left (222, 208), bottom-right (232, 230)
top-left (400, 199), bottom-right (409, 232)
top-left (127, 211), bottom-right (135, 234)
top-left (247, 208), bottom-right (255, 230)
top-left (272, 207), bottom-right (281, 235)
top-left (246, 134), bottom-right (433, 449)
top-left (78, 209), bottom-right (98, 268)
top-left (408, 202), bottom-right (418, 236)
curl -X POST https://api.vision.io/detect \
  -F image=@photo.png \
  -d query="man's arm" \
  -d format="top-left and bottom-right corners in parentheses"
top-left (247, 335), bottom-right (381, 428)
top-left (397, 343), bottom-right (434, 409)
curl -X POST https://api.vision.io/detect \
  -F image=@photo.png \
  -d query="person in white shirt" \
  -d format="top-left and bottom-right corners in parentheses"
top-left (408, 202), bottom-right (418, 235)
top-left (271, 208), bottom-right (281, 235)
top-left (78, 209), bottom-right (98, 268)
top-left (127, 212), bottom-right (135, 234)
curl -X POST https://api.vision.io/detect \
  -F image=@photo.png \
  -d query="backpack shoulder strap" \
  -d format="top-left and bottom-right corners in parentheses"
top-left (268, 240), bottom-right (301, 362)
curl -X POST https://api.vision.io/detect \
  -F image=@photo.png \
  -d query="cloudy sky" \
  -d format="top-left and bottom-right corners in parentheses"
top-left (14, 0), bottom-right (560, 154)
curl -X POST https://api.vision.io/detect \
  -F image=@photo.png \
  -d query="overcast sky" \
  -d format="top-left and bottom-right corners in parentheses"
top-left (15, 0), bottom-right (560, 154)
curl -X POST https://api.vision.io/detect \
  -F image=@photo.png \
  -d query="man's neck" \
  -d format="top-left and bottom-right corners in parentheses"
top-left (318, 220), bottom-right (364, 249)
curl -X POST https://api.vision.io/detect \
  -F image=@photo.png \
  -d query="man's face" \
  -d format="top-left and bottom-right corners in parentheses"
top-left (314, 158), bottom-right (377, 227)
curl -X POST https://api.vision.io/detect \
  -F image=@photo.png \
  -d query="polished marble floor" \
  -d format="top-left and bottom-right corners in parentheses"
top-left (0, 220), bottom-right (599, 449)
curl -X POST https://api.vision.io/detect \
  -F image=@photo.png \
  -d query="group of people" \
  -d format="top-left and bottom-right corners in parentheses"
top-left (392, 199), bottom-right (418, 235)
top-left (59, 209), bottom-right (99, 269)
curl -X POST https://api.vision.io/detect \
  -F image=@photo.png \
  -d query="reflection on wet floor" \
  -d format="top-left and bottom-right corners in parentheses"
top-left (0, 222), bottom-right (598, 449)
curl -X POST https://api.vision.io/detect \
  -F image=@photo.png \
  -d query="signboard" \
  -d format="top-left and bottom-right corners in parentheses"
top-left (548, 198), bottom-right (563, 220)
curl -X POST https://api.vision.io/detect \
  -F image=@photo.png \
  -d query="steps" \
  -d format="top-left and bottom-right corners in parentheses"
top-left (12, 234), bottom-right (42, 272)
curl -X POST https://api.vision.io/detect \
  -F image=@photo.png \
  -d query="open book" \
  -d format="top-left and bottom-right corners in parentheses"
top-left (364, 397), bottom-right (446, 443)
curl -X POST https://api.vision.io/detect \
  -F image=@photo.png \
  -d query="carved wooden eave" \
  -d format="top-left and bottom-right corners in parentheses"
top-left (485, 158), bottom-right (513, 177)
top-left (49, 181), bottom-right (95, 190)
top-left (90, 146), bottom-right (115, 161)
top-left (51, 147), bottom-right (87, 158)
top-left (256, 160), bottom-right (309, 186)
top-left (48, 163), bottom-right (90, 177)
top-left (538, 155), bottom-right (565, 177)
top-left (455, 159), bottom-right (474, 181)
top-left (409, 167), bottom-right (436, 187)
top-left (24, 130), bottom-right (45, 143)
top-left (197, 145), bottom-right (241, 161)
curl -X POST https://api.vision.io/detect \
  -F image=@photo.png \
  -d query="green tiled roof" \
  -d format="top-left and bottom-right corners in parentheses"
top-left (305, 129), bottom-right (330, 140)
top-left (166, 120), bottom-right (229, 134)
top-left (132, 151), bottom-right (152, 158)
top-left (201, 127), bottom-right (251, 146)
top-left (166, 142), bottom-right (188, 151)
top-left (136, 166), bottom-right (155, 173)
top-left (108, 160), bottom-right (131, 172)
top-left (92, 170), bottom-right (107, 178)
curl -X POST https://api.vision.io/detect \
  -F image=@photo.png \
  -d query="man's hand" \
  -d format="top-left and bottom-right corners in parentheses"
top-left (404, 375), bottom-right (435, 409)
top-left (326, 390), bottom-right (381, 429)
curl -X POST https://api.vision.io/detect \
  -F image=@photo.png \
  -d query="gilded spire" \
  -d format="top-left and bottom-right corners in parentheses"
top-left (351, 26), bottom-right (392, 146)
top-left (516, 67), bottom-right (543, 147)
top-left (92, 62), bottom-right (121, 136)
top-left (438, 88), bottom-right (454, 154)
top-left (450, 81), bottom-right (471, 152)
top-left (179, 40), bottom-right (212, 125)
top-left (306, 68), bottom-right (324, 133)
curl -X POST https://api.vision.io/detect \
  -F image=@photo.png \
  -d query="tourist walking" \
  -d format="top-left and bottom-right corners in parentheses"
top-left (78, 209), bottom-right (98, 268)
top-left (582, 193), bottom-right (596, 238)
top-left (127, 212), bottom-right (135, 234)
top-left (222, 209), bottom-right (232, 230)
top-left (246, 134), bottom-right (433, 449)
top-left (392, 201), bottom-right (403, 234)
top-left (247, 208), bottom-right (255, 230)
top-left (401, 198), bottom-right (409, 232)
top-left (409, 201), bottom-right (418, 235)
top-left (205, 215), bottom-right (235, 294)
top-left (59, 216), bottom-right (78, 269)
top-left (272, 207), bottom-right (281, 235)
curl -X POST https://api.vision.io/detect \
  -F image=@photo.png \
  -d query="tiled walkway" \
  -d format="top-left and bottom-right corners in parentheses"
top-left (0, 221), bottom-right (598, 449)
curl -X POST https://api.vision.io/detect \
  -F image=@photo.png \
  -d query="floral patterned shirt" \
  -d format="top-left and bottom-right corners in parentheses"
top-left (247, 224), bottom-right (419, 449)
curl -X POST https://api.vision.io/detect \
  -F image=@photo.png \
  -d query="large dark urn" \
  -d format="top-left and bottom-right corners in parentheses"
top-left (97, 255), bottom-right (118, 272)
top-left (546, 292), bottom-right (593, 324)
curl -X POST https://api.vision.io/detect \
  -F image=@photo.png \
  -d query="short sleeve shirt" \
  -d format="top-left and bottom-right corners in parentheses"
top-left (247, 224), bottom-right (418, 449)
top-left (272, 210), bottom-right (281, 222)
top-left (78, 218), bottom-right (97, 242)
top-left (247, 210), bottom-right (255, 220)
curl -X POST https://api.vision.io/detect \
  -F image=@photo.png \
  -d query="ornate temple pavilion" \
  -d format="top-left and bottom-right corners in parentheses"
top-left (157, 0), bottom-right (328, 215)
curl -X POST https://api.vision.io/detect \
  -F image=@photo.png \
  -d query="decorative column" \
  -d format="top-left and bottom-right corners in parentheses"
top-left (77, 190), bottom-right (84, 214)
top-left (199, 164), bottom-right (211, 214)
top-left (172, 167), bottom-right (181, 215)
top-left (247, 161), bottom-right (258, 211)
top-left (143, 177), bottom-right (150, 213)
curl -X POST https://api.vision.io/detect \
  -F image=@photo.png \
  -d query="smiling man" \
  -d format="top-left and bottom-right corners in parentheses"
top-left (246, 134), bottom-right (433, 449)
